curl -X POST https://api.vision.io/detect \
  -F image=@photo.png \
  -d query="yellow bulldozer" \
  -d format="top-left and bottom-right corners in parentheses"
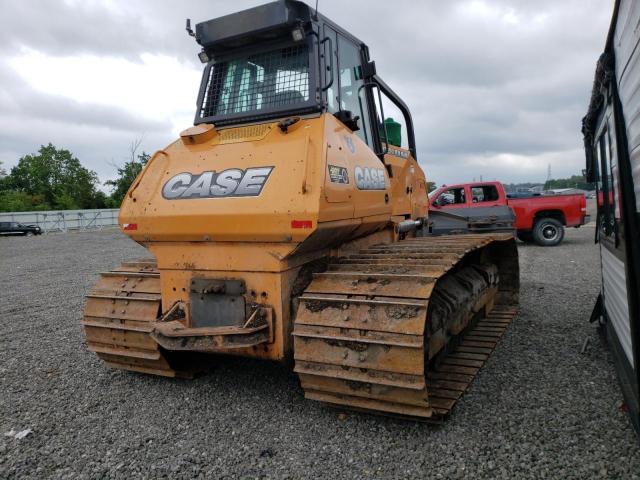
top-left (83, 0), bottom-right (519, 421)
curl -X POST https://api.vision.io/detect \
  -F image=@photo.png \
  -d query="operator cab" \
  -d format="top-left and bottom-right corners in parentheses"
top-left (191, 0), bottom-right (417, 163)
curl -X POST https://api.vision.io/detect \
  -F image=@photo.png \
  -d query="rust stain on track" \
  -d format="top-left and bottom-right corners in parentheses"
top-left (293, 233), bottom-right (519, 421)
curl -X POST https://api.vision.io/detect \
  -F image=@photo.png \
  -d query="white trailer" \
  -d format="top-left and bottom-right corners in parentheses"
top-left (583, 0), bottom-right (640, 436)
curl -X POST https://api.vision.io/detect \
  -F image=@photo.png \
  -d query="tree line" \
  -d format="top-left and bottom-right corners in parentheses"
top-left (503, 175), bottom-right (594, 193)
top-left (543, 175), bottom-right (594, 191)
top-left (0, 143), bottom-right (149, 212)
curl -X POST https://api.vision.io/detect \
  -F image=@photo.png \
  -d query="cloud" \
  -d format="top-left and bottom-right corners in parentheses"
top-left (7, 49), bottom-right (200, 127)
top-left (0, 59), bottom-right (173, 185)
top-left (424, 148), bottom-right (587, 187)
top-left (0, 0), bottom-right (614, 186)
top-left (0, 0), bottom-right (269, 62)
top-left (0, 0), bottom-right (149, 59)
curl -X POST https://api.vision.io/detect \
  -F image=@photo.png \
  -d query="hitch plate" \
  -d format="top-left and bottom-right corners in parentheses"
top-left (190, 278), bottom-right (246, 328)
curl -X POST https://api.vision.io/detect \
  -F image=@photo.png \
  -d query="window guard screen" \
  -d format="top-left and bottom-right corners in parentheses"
top-left (199, 44), bottom-right (310, 120)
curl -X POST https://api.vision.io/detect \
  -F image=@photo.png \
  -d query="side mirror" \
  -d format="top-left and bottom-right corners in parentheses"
top-left (334, 110), bottom-right (360, 132)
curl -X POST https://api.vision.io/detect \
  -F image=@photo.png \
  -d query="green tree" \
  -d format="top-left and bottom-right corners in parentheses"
top-left (0, 191), bottom-right (36, 211)
top-left (544, 175), bottom-right (594, 191)
top-left (426, 181), bottom-right (437, 193)
top-left (105, 150), bottom-right (150, 207)
top-left (0, 144), bottom-right (103, 211)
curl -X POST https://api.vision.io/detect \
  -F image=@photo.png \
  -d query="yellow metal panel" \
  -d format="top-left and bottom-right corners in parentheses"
top-left (111, 112), bottom-right (435, 364)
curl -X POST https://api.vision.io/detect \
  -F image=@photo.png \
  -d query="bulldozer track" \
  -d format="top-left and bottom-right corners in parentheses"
top-left (293, 233), bottom-right (518, 421)
top-left (82, 260), bottom-right (182, 377)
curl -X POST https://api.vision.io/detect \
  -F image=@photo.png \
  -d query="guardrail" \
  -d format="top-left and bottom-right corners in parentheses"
top-left (0, 209), bottom-right (120, 233)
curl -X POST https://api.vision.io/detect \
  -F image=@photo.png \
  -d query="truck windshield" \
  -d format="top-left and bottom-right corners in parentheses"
top-left (198, 44), bottom-right (310, 122)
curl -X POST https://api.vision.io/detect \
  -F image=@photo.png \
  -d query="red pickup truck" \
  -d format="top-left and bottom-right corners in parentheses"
top-left (429, 181), bottom-right (589, 246)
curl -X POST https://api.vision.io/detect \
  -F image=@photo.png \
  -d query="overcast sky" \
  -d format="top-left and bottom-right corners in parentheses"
top-left (0, 0), bottom-right (612, 188)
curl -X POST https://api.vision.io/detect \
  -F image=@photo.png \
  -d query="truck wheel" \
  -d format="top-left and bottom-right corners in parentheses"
top-left (533, 218), bottom-right (564, 246)
top-left (517, 232), bottom-right (533, 243)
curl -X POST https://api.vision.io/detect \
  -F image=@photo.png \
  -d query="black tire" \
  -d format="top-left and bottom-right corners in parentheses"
top-left (532, 218), bottom-right (564, 246)
top-left (25, 231), bottom-right (34, 237)
top-left (517, 231), bottom-right (533, 243)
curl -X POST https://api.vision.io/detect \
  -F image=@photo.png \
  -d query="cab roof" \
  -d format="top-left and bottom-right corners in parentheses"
top-left (195, 0), bottom-right (367, 55)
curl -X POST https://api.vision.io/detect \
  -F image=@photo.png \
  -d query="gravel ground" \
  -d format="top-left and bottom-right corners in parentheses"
top-left (1, 225), bottom-right (639, 479)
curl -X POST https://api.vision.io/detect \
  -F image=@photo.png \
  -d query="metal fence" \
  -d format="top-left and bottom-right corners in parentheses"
top-left (0, 209), bottom-right (119, 233)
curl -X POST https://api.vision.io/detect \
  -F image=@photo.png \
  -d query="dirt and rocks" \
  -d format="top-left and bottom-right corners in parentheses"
top-left (1, 225), bottom-right (638, 479)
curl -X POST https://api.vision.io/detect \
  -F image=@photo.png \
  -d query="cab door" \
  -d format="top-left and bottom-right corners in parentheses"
top-left (326, 27), bottom-right (389, 220)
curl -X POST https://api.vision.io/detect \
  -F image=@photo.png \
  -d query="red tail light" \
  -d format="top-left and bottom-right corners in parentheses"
top-left (122, 223), bottom-right (138, 231)
top-left (291, 220), bottom-right (313, 229)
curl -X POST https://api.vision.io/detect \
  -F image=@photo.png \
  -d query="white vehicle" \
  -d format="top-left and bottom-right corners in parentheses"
top-left (583, 0), bottom-right (640, 436)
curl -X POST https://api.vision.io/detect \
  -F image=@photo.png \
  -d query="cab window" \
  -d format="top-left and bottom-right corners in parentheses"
top-left (595, 128), bottom-right (617, 236)
top-left (323, 26), bottom-right (371, 146)
top-left (434, 187), bottom-right (466, 207)
top-left (471, 185), bottom-right (499, 203)
top-left (323, 26), bottom-right (339, 114)
top-left (338, 35), bottom-right (371, 145)
top-left (372, 90), bottom-right (409, 151)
